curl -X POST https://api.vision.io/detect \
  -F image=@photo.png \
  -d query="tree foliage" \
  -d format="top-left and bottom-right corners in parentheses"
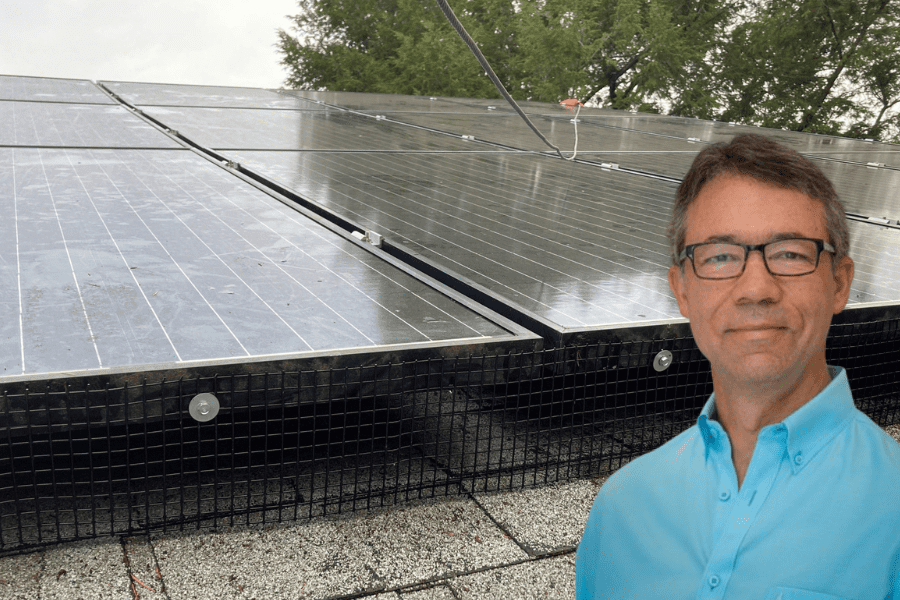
top-left (276, 0), bottom-right (900, 142)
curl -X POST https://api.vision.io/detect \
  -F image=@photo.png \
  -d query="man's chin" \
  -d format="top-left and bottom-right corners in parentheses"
top-left (714, 354), bottom-right (795, 386)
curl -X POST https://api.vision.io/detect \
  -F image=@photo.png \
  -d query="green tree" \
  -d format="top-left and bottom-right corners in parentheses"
top-left (718, 0), bottom-right (898, 136)
top-left (277, 0), bottom-right (900, 140)
top-left (276, 0), bottom-right (520, 98)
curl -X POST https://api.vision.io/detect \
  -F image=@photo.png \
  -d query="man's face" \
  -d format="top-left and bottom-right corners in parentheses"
top-left (668, 174), bottom-right (854, 388)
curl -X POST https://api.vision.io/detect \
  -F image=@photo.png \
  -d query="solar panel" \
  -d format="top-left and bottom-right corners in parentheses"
top-left (102, 81), bottom-right (315, 110)
top-left (809, 151), bottom-right (900, 169)
top-left (224, 150), bottom-right (683, 329)
top-left (128, 105), bottom-right (487, 151)
top-left (3, 79), bottom-right (899, 554)
top-left (847, 220), bottom-right (900, 303)
top-left (0, 74), bottom-right (115, 104)
top-left (0, 101), bottom-right (181, 148)
top-left (224, 148), bottom-right (900, 334)
top-left (285, 89), bottom-right (513, 114)
top-left (0, 147), bottom-right (517, 380)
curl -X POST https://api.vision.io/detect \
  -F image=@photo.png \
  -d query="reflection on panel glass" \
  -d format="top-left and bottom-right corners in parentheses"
top-left (0, 102), bottom-right (181, 148)
top-left (0, 147), bottom-right (509, 378)
top-left (0, 74), bottom-right (114, 104)
top-left (104, 81), bottom-right (317, 110)
top-left (135, 105), bottom-right (487, 151)
top-left (225, 149), bottom-right (900, 331)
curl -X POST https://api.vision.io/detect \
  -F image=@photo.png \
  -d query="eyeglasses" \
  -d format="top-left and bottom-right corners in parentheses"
top-left (678, 238), bottom-right (835, 280)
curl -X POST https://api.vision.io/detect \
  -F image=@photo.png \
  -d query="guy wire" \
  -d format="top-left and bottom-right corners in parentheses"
top-left (434, 0), bottom-right (579, 161)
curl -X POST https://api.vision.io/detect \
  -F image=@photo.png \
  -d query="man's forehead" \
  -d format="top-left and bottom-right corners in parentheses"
top-left (685, 175), bottom-right (827, 241)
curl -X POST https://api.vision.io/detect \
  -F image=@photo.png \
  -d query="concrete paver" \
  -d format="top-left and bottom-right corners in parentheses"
top-left (39, 538), bottom-right (130, 600)
top-left (399, 583), bottom-right (457, 599)
top-left (449, 555), bottom-right (576, 600)
top-left (123, 536), bottom-right (166, 600)
top-left (150, 495), bottom-right (526, 599)
top-left (473, 478), bottom-right (606, 556)
top-left (0, 551), bottom-right (42, 599)
top-left (0, 424), bottom-right (895, 600)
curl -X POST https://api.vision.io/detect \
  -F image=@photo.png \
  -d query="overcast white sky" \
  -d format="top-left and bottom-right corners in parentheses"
top-left (1, 0), bottom-right (300, 89)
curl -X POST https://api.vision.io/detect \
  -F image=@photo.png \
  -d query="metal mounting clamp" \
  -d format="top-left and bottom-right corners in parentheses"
top-left (653, 350), bottom-right (673, 372)
top-left (189, 393), bottom-right (220, 422)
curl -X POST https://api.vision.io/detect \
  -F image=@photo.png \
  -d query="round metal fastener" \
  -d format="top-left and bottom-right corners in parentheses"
top-left (653, 350), bottom-right (673, 372)
top-left (189, 393), bottom-right (220, 423)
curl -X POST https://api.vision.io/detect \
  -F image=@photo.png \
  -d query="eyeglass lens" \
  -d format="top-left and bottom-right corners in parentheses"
top-left (694, 239), bottom-right (820, 278)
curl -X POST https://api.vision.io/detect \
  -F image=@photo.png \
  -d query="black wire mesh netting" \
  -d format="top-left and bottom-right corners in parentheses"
top-left (2, 318), bottom-right (898, 554)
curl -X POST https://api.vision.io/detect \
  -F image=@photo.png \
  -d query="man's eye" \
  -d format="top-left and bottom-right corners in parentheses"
top-left (770, 251), bottom-right (812, 262)
top-left (704, 253), bottom-right (740, 264)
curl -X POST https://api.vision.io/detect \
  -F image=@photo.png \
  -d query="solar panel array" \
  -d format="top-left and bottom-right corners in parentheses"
top-left (3, 75), bottom-right (900, 554)
top-left (104, 82), bottom-right (900, 339)
top-left (0, 75), bottom-right (525, 382)
top-left (3, 74), bottom-right (899, 380)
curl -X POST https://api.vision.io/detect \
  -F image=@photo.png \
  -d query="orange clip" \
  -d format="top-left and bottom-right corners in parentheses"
top-left (560, 98), bottom-right (583, 112)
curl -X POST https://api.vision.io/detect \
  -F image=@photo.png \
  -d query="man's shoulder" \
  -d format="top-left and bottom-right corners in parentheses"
top-left (846, 410), bottom-right (900, 473)
top-left (599, 424), bottom-right (704, 498)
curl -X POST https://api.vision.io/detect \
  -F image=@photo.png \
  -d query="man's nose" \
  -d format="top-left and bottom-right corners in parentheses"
top-left (734, 249), bottom-right (782, 304)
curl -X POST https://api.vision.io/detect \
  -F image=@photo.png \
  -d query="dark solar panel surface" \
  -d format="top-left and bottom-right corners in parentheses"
top-left (0, 74), bottom-right (115, 104)
top-left (286, 90), bottom-right (518, 114)
top-left (131, 106), bottom-right (486, 151)
top-left (0, 147), bottom-right (511, 379)
top-left (379, 111), bottom-right (900, 220)
top-left (373, 112), bottom-right (702, 153)
top-left (2, 78), bottom-right (525, 381)
top-left (102, 81), bottom-right (315, 110)
top-left (27, 81), bottom-right (899, 342)
top-left (810, 151), bottom-right (900, 169)
top-left (0, 101), bottom-right (181, 148)
top-left (847, 220), bottom-right (900, 303)
top-left (227, 149), bottom-right (900, 330)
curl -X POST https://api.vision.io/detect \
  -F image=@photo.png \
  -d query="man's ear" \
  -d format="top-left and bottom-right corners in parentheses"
top-left (831, 255), bottom-right (855, 315)
top-left (668, 264), bottom-right (690, 320)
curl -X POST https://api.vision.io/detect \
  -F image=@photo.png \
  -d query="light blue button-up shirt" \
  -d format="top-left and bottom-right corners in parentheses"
top-left (576, 367), bottom-right (900, 600)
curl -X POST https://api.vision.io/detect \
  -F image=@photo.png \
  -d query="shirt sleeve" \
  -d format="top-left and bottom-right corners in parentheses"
top-left (575, 494), bottom-right (603, 600)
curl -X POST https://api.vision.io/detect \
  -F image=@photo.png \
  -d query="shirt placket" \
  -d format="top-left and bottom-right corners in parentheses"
top-left (696, 425), bottom-right (788, 600)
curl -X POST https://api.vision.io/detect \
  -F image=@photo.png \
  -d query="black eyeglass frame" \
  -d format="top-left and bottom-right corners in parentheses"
top-left (678, 238), bottom-right (836, 280)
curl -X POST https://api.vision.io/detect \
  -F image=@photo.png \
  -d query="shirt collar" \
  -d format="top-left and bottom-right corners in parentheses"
top-left (696, 366), bottom-right (856, 473)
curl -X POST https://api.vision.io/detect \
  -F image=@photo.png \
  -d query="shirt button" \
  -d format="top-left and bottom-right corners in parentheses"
top-left (718, 490), bottom-right (730, 501)
top-left (709, 575), bottom-right (721, 588)
top-left (794, 453), bottom-right (803, 465)
top-left (774, 425), bottom-right (785, 433)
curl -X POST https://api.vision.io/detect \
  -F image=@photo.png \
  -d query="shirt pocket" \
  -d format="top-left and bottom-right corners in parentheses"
top-left (765, 587), bottom-right (853, 600)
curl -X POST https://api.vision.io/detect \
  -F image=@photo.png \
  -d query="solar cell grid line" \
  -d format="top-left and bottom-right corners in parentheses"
top-left (0, 102), bottom-right (183, 149)
top-left (170, 165), bottom-right (466, 345)
top-left (73, 150), bottom-right (252, 361)
top-left (0, 75), bottom-right (116, 104)
top-left (118, 154), bottom-right (323, 351)
top-left (38, 149), bottom-right (104, 369)
top-left (0, 150), bottom-right (25, 374)
top-left (127, 105), bottom-right (486, 152)
top-left (101, 80), bottom-right (317, 110)
top-left (225, 150), bottom-right (684, 328)
top-left (58, 149), bottom-right (183, 362)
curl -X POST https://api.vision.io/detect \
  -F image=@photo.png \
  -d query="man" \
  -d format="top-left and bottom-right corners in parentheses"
top-left (576, 134), bottom-right (900, 599)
